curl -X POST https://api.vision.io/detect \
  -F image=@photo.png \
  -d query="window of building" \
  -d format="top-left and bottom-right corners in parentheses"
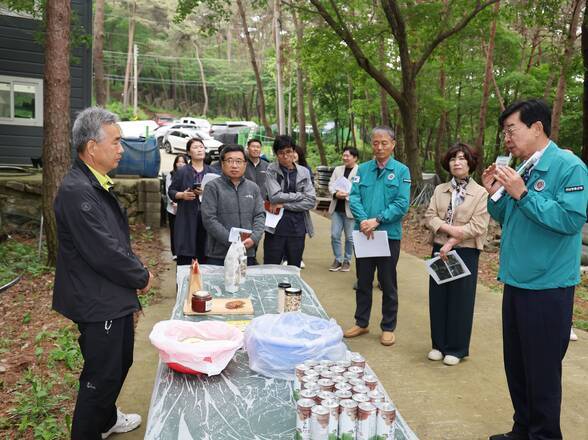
top-left (0, 75), bottom-right (43, 127)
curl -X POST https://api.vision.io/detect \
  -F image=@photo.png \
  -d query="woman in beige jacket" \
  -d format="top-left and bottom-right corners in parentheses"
top-left (424, 143), bottom-right (490, 366)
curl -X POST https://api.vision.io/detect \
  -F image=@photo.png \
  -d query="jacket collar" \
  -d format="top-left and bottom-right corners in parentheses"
top-left (441, 178), bottom-right (478, 196)
top-left (533, 141), bottom-right (557, 172)
top-left (74, 157), bottom-right (106, 191)
top-left (369, 157), bottom-right (395, 172)
top-left (220, 173), bottom-right (245, 187)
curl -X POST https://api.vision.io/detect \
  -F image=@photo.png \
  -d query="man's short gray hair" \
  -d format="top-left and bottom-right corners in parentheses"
top-left (371, 126), bottom-right (396, 141)
top-left (73, 107), bottom-right (119, 154)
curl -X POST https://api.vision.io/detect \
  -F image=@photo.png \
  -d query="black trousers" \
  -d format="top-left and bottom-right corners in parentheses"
top-left (429, 245), bottom-right (479, 358)
top-left (206, 256), bottom-right (258, 266)
top-left (354, 239), bottom-right (400, 331)
top-left (71, 314), bottom-right (135, 440)
top-left (263, 233), bottom-right (305, 268)
top-left (502, 284), bottom-right (574, 440)
top-left (167, 212), bottom-right (176, 256)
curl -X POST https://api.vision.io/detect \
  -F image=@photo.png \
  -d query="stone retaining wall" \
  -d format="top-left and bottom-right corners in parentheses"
top-left (0, 173), bottom-right (161, 234)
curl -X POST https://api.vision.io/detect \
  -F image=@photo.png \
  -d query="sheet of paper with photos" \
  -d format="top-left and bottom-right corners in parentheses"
top-left (425, 250), bottom-right (471, 285)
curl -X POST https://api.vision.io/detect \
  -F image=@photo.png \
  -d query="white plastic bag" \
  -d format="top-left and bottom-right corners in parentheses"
top-left (224, 241), bottom-right (241, 292)
top-left (244, 312), bottom-right (346, 380)
top-left (149, 320), bottom-right (244, 375)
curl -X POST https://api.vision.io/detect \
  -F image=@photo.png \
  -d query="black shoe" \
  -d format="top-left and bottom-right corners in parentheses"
top-left (489, 432), bottom-right (527, 440)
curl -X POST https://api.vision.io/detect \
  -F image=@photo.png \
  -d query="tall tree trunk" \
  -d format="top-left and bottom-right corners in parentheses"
top-left (348, 77), bottom-right (357, 147)
top-left (193, 42), bottom-right (208, 117)
top-left (236, 0), bottom-right (272, 137)
top-left (274, 0), bottom-right (285, 134)
top-left (292, 9), bottom-right (306, 150)
top-left (475, 1), bottom-right (500, 170)
top-left (308, 83), bottom-right (327, 165)
top-left (122, 0), bottom-right (136, 109)
top-left (43, 0), bottom-right (71, 266)
top-left (583, 0), bottom-right (588, 163)
top-left (93, 0), bottom-right (106, 106)
top-left (434, 63), bottom-right (447, 179)
top-left (552, 0), bottom-right (583, 141)
top-left (399, 86), bottom-right (422, 185)
top-left (378, 40), bottom-right (390, 125)
top-left (455, 80), bottom-right (463, 141)
top-left (226, 25), bottom-right (232, 63)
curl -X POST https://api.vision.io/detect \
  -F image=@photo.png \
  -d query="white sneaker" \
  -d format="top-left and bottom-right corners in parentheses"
top-left (102, 409), bottom-right (141, 439)
top-left (570, 328), bottom-right (578, 341)
top-left (300, 260), bottom-right (305, 269)
top-left (427, 349), bottom-right (443, 361)
top-left (443, 355), bottom-right (461, 366)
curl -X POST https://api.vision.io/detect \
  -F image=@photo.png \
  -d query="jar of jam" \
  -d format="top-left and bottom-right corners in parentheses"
top-left (191, 290), bottom-right (212, 313)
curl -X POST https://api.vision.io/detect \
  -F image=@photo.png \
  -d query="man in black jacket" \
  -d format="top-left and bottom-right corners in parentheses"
top-left (53, 107), bottom-right (153, 439)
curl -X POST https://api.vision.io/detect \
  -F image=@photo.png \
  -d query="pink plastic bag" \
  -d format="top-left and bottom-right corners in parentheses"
top-left (149, 320), bottom-right (244, 376)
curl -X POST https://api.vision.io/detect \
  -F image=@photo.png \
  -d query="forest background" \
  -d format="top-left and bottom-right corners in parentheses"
top-left (92, 0), bottom-right (588, 179)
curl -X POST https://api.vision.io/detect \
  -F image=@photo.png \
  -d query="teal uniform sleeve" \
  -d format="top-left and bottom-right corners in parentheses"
top-left (488, 194), bottom-right (508, 224)
top-left (517, 163), bottom-right (588, 235)
top-left (378, 167), bottom-right (411, 224)
top-left (349, 169), bottom-right (368, 222)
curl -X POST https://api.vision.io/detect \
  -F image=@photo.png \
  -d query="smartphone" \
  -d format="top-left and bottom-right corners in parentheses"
top-left (192, 183), bottom-right (202, 191)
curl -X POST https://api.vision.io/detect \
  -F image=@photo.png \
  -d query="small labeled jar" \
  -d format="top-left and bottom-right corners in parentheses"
top-left (284, 287), bottom-right (302, 312)
top-left (191, 290), bottom-right (212, 313)
top-left (277, 282), bottom-right (291, 313)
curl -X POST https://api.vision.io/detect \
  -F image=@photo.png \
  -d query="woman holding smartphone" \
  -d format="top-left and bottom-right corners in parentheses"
top-left (168, 138), bottom-right (217, 265)
top-left (424, 143), bottom-right (490, 366)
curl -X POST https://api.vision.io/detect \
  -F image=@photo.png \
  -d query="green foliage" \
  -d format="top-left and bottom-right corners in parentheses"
top-left (0, 238), bottom-right (51, 286)
top-left (10, 369), bottom-right (71, 439)
top-left (45, 327), bottom-right (83, 371)
top-left (107, 100), bottom-right (149, 121)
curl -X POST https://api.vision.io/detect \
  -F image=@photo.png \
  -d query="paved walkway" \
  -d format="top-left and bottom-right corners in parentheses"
top-left (117, 212), bottom-right (588, 440)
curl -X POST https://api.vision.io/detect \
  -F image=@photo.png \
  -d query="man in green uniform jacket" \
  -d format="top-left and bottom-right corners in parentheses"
top-left (345, 126), bottom-right (411, 346)
top-left (482, 99), bottom-right (588, 440)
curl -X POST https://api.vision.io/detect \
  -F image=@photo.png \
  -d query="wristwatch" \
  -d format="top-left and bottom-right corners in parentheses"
top-left (376, 214), bottom-right (384, 224)
top-left (518, 190), bottom-right (529, 201)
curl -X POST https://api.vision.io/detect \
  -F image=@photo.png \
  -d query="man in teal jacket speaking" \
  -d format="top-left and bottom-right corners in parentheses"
top-left (482, 100), bottom-right (588, 440)
top-left (345, 126), bottom-right (411, 346)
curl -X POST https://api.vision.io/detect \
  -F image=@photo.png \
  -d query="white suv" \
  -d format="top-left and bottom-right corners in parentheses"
top-left (162, 127), bottom-right (223, 160)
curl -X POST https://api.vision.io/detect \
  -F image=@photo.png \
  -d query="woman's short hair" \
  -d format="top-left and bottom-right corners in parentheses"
top-left (186, 137), bottom-right (204, 153)
top-left (441, 143), bottom-right (479, 173)
top-left (343, 146), bottom-right (359, 158)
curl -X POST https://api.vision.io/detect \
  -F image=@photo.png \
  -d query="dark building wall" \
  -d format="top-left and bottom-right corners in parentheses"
top-left (0, 0), bottom-right (92, 165)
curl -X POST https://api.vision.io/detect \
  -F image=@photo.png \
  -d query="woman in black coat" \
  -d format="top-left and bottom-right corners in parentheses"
top-left (168, 138), bottom-right (217, 265)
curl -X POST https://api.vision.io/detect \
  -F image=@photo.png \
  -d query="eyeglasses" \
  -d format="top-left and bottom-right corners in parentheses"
top-left (499, 126), bottom-right (520, 140)
top-left (223, 159), bottom-right (246, 166)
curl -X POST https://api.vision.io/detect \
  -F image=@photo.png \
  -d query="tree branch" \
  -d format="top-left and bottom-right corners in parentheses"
top-left (380, 0), bottom-right (412, 78)
top-left (414, 0), bottom-right (500, 76)
top-left (308, 0), bottom-right (403, 104)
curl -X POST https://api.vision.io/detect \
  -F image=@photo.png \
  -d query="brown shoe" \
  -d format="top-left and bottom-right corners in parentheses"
top-left (380, 331), bottom-right (396, 346)
top-left (344, 325), bottom-right (369, 338)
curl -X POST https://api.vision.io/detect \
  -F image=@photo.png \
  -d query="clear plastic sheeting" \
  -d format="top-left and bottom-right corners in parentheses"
top-left (146, 265), bottom-right (419, 439)
top-left (245, 312), bottom-right (346, 380)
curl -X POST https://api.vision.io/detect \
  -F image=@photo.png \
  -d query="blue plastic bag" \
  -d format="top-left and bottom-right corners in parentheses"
top-left (244, 312), bottom-right (346, 380)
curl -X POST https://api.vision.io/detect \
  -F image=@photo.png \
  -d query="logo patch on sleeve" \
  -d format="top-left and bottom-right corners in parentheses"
top-left (564, 185), bottom-right (584, 193)
top-left (403, 178), bottom-right (411, 184)
top-left (81, 202), bottom-right (92, 212)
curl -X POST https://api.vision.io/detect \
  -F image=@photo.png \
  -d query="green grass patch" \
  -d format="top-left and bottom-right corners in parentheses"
top-left (10, 369), bottom-right (72, 439)
top-left (0, 238), bottom-right (52, 286)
